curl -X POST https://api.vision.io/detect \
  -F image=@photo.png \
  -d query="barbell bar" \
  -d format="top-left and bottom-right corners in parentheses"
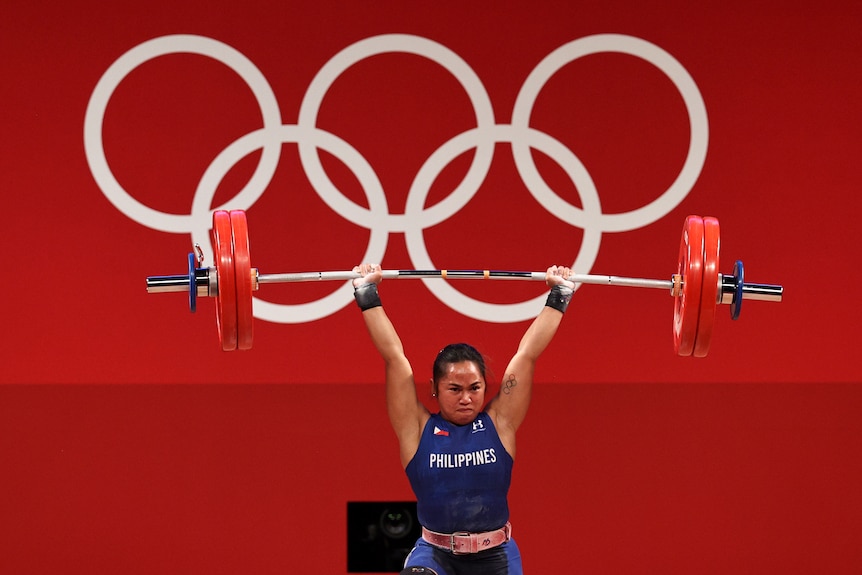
top-left (145, 210), bottom-right (783, 356)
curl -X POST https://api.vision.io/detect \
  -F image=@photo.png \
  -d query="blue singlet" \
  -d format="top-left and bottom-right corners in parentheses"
top-left (405, 412), bottom-right (514, 534)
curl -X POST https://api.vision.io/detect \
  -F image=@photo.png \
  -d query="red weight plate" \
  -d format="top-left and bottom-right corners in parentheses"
top-left (693, 216), bottom-right (720, 358)
top-left (230, 210), bottom-right (254, 351)
top-left (212, 210), bottom-right (238, 351)
top-left (673, 215), bottom-right (704, 356)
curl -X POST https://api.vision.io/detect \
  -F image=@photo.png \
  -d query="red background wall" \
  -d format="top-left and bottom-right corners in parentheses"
top-left (2, 1), bottom-right (861, 573)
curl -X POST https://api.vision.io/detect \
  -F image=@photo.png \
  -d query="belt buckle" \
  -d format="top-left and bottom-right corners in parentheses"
top-left (449, 531), bottom-right (471, 555)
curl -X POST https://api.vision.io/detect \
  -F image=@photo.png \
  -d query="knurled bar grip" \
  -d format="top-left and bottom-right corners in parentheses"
top-left (256, 270), bottom-right (674, 291)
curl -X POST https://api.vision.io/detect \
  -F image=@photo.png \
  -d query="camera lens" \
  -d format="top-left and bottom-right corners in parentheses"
top-left (379, 507), bottom-right (413, 539)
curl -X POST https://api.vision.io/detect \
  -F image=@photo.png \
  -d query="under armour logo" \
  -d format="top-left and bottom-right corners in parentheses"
top-left (482, 538), bottom-right (491, 546)
top-left (472, 419), bottom-right (485, 433)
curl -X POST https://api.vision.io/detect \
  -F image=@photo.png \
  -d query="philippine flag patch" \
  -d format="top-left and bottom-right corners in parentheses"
top-left (433, 426), bottom-right (449, 436)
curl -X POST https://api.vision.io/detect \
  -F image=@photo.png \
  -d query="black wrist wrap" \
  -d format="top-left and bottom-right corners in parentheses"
top-left (354, 283), bottom-right (382, 311)
top-left (545, 284), bottom-right (574, 313)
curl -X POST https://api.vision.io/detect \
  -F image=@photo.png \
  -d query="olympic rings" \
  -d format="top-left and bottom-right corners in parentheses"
top-left (85, 33), bottom-right (709, 324)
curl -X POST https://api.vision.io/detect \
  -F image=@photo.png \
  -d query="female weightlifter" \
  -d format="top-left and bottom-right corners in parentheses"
top-left (352, 263), bottom-right (575, 575)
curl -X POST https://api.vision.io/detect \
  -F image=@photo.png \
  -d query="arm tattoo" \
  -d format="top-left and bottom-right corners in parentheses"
top-left (503, 374), bottom-right (518, 395)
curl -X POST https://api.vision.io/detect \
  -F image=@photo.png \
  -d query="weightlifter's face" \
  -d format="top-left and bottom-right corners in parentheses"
top-left (433, 361), bottom-right (485, 426)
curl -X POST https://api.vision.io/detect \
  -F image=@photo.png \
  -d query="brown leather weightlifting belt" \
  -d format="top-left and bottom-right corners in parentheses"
top-left (421, 522), bottom-right (512, 554)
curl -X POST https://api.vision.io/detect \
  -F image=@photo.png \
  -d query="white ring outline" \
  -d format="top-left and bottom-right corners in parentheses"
top-left (297, 34), bottom-right (497, 232)
top-left (83, 34), bottom-right (283, 234)
top-left (188, 125), bottom-right (389, 323)
top-left (512, 33), bottom-right (708, 232)
top-left (405, 124), bottom-right (603, 322)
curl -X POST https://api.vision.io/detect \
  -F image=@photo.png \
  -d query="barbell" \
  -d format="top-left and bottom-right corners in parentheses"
top-left (145, 210), bottom-right (783, 356)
